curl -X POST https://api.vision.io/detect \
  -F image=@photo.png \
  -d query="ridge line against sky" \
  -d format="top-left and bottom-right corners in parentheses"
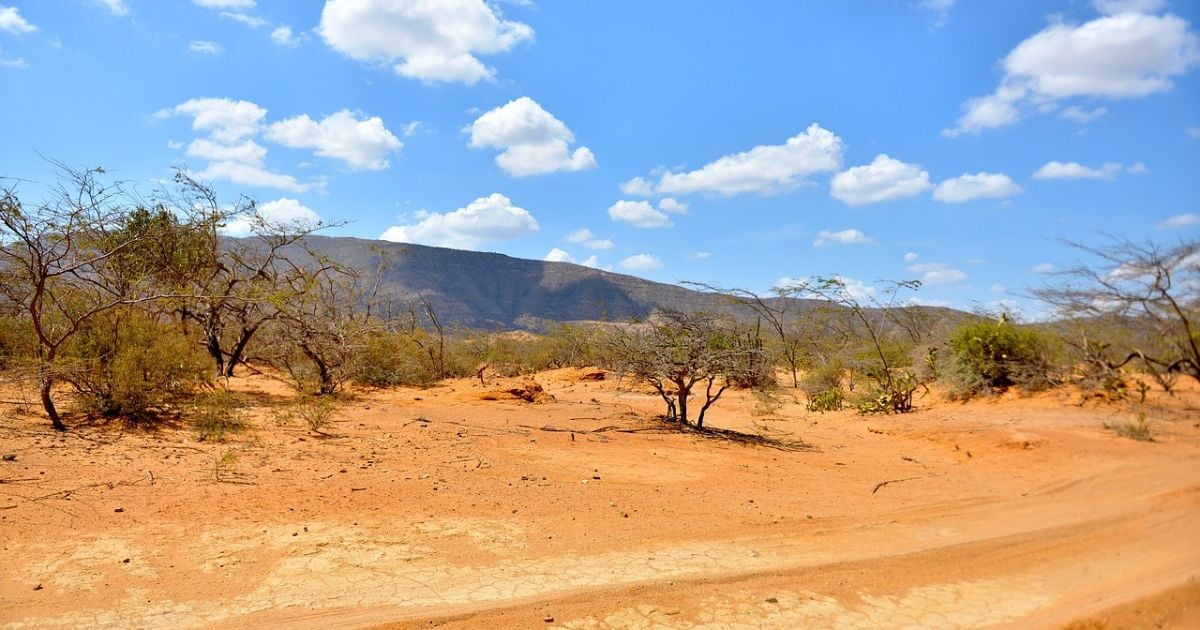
top-left (1, 0), bottom-right (1197, 318)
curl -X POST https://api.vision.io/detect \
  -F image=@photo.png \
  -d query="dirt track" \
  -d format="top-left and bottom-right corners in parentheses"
top-left (2, 369), bottom-right (1198, 628)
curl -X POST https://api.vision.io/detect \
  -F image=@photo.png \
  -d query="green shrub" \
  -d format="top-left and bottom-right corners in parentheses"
top-left (806, 388), bottom-right (843, 412)
top-left (189, 389), bottom-right (249, 441)
top-left (64, 312), bottom-right (211, 421)
top-left (274, 394), bottom-right (337, 436)
top-left (947, 317), bottom-right (1057, 396)
top-left (352, 331), bottom-right (439, 388)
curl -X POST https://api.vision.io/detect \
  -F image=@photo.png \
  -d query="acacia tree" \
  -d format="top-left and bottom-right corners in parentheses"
top-left (1032, 237), bottom-right (1199, 386)
top-left (684, 280), bottom-right (813, 388)
top-left (0, 166), bottom-right (211, 429)
top-left (792, 277), bottom-right (923, 413)
top-left (605, 309), bottom-right (767, 429)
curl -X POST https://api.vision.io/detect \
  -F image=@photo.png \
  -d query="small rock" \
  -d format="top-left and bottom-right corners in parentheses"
top-left (765, 597), bottom-right (778, 604)
top-left (543, 616), bottom-right (554, 623)
top-left (114, 507), bottom-right (125, 513)
top-left (122, 558), bottom-right (130, 564)
top-left (2, 453), bottom-right (15, 462)
top-left (746, 549), bottom-right (760, 558)
top-left (33, 583), bottom-right (43, 591)
top-left (592, 475), bottom-right (601, 480)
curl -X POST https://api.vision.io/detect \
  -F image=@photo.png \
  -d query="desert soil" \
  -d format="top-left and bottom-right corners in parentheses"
top-left (1, 368), bottom-right (1198, 629)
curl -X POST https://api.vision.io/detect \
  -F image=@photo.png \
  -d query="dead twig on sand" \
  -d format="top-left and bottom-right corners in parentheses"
top-left (872, 476), bottom-right (920, 494)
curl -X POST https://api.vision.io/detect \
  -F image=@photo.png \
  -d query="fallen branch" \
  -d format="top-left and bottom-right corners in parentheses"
top-left (872, 476), bottom-right (920, 494)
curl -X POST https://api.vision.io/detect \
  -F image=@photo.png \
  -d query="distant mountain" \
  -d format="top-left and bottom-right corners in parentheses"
top-left (296, 235), bottom-right (969, 331)
top-left (300, 236), bottom-right (725, 329)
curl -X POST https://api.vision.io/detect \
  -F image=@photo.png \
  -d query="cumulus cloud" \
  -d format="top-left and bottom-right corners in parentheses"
top-left (904, 252), bottom-right (919, 263)
top-left (620, 254), bottom-right (662, 271)
top-left (563, 228), bottom-right (614, 250)
top-left (467, 97), bottom-right (595, 176)
top-left (944, 9), bottom-right (1199, 135)
top-left (379, 193), bottom-right (538, 250)
top-left (188, 40), bottom-right (224, 55)
top-left (192, 0), bottom-right (255, 9)
top-left (221, 197), bottom-right (322, 237)
top-left (655, 124), bottom-right (844, 196)
top-left (1059, 105), bottom-right (1108, 123)
top-left (619, 176), bottom-right (654, 196)
top-left (271, 25), bottom-right (300, 45)
top-left (0, 4), bottom-right (37, 34)
top-left (907, 262), bottom-right (967, 285)
top-left (933, 172), bottom-right (1022, 202)
top-left (608, 200), bottom-right (671, 228)
top-left (813, 228), bottom-right (874, 247)
top-left (657, 197), bottom-right (688, 214)
top-left (580, 255), bottom-right (601, 268)
top-left (1030, 262), bottom-right (1055, 273)
top-left (221, 11), bottom-right (268, 28)
top-left (159, 97), bottom-right (267, 143)
top-left (96, 0), bottom-right (129, 16)
top-left (544, 248), bottom-right (573, 263)
top-left (831, 154), bottom-right (931, 206)
top-left (1033, 160), bottom-right (1122, 180)
top-left (318, 0), bottom-right (533, 84)
top-left (1158, 213), bottom-right (1200, 229)
top-left (265, 110), bottom-right (402, 170)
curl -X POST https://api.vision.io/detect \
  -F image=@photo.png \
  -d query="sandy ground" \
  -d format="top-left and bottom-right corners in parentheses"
top-left (1, 368), bottom-right (1198, 629)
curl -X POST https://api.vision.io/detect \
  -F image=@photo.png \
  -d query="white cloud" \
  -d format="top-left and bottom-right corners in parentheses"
top-left (989, 283), bottom-right (1007, 292)
top-left (186, 138), bottom-right (267, 164)
top-left (221, 11), bottom-right (267, 28)
top-left (620, 254), bottom-right (662, 271)
top-left (195, 161), bottom-right (311, 193)
top-left (563, 228), bottom-right (614, 251)
top-left (608, 200), bottom-right (671, 228)
top-left (907, 262), bottom-right (967, 285)
top-left (467, 97), bottom-right (595, 177)
top-left (655, 124), bottom-right (844, 196)
top-left (96, 0), bottom-right (129, 16)
top-left (1093, 0), bottom-right (1165, 15)
top-left (831, 154), bottom-right (931, 206)
top-left (160, 97), bottom-right (267, 144)
top-left (580, 255), bottom-right (600, 268)
top-left (944, 11), bottom-right (1200, 135)
top-left (318, 0), bottom-right (533, 84)
top-left (544, 247), bottom-right (573, 263)
top-left (188, 40), bottom-right (224, 55)
top-left (265, 110), bottom-right (402, 170)
top-left (0, 5), bottom-right (37, 34)
top-left (619, 176), bottom-right (654, 196)
top-left (813, 228), bottom-right (874, 247)
top-left (933, 172), bottom-right (1023, 202)
top-left (690, 251), bottom-right (711, 259)
top-left (657, 197), bottom-right (688, 214)
top-left (1126, 161), bottom-right (1149, 174)
top-left (0, 56), bottom-right (27, 69)
top-left (270, 25), bottom-right (301, 46)
top-left (1033, 160), bottom-right (1122, 180)
top-left (904, 251), bottom-right (919, 263)
top-left (221, 197), bottom-right (322, 237)
top-left (379, 193), bottom-right (538, 250)
top-left (192, 0), bottom-right (255, 8)
top-left (1030, 262), bottom-right (1055, 273)
top-left (1059, 105), bottom-right (1108, 123)
top-left (402, 121), bottom-right (424, 136)
top-left (1188, 126), bottom-right (1200, 139)
top-left (1158, 213), bottom-right (1200, 229)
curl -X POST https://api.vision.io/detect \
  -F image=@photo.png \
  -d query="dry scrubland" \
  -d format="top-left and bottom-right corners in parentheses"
top-left (1, 369), bottom-right (1198, 629)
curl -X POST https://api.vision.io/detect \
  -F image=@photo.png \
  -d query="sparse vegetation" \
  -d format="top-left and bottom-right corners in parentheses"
top-left (190, 389), bottom-right (249, 442)
top-left (1104, 411), bottom-right (1153, 442)
top-left (947, 313), bottom-right (1059, 397)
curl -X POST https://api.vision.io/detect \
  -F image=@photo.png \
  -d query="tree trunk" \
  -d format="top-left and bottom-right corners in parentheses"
top-left (676, 381), bottom-right (690, 427)
top-left (223, 326), bottom-right (258, 378)
top-left (40, 374), bottom-right (64, 431)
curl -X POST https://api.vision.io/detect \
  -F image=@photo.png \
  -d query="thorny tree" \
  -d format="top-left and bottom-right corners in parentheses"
top-left (605, 309), bottom-right (767, 429)
top-left (1032, 237), bottom-right (1199, 387)
top-left (0, 166), bottom-right (211, 429)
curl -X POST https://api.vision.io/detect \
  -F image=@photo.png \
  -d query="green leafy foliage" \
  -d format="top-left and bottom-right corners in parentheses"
top-left (947, 316), bottom-right (1058, 397)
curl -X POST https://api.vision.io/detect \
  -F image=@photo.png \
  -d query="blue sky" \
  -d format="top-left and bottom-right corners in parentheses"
top-left (2, 0), bottom-right (1198, 316)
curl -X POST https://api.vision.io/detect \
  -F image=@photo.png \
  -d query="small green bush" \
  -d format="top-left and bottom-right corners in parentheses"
top-left (274, 394), bottom-right (337, 435)
top-left (806, 388), bottom-right (843, 412)
top-left (352, 331), bottom-right (439, 388)
top-left (947, 317), bottom-right (1057, 397)
top-left (189, 389), bottom-right (249, 441)
top-left (64, 312), bottom-right (211, 421)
